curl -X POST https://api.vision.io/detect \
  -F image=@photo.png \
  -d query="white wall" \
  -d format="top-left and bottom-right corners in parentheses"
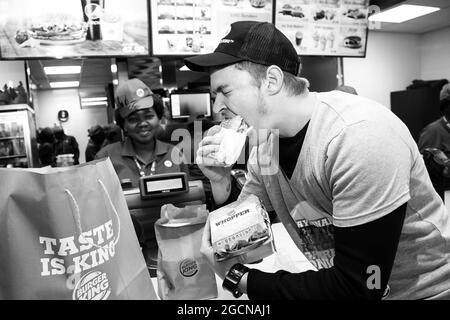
top-left (420, 26), bottom-right (450, 81)
top-left (343, 31), bottom-right (421, 108)
top-left (34, 89), bottom-right (108, 163)
top-left (0, 61), bottom-right (26, 88)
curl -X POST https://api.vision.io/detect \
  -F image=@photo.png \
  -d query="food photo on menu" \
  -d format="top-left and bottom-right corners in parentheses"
top-left (279, 4), bottom-right (307, 19)
top-left (342, 7), bottom-right (367, 20)
top-left (312, 8), bottom-right (337, 21)
top-left (216, 0), bottom-right (273, 25)
top-left (340, 1), bottom-right (369, 23)
top-left (154, 0), bottom-right (213, 53)
top-left (339, 2), bottom-right (368, 52)
top-left (0, 0), bottom-right (150, 58)
top-left (339, 25), bottom-right (365, 52)
top-left (151, 0), bottom-right (272, 55)
top-left (222, 0), bottom-right (269, 8)
top-left (310, 27), bottom-right (336, 51)
top-left (275, 0), bottom-right (368, 56)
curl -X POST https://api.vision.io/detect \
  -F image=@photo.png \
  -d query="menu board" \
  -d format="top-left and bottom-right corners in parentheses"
top-left (151, 0), bottom-right (273, 56)
top-left (275, 0), bottom-right (369, 57)
top-left (0, 0), bottom-right (149, 59)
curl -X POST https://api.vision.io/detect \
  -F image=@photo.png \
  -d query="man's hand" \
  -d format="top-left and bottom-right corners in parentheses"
top-left (201, 215), bottom-right (247, 280)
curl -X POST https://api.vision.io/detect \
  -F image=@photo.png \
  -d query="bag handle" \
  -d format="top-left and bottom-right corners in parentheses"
top-left (64, 179), bottom-right (121, 249)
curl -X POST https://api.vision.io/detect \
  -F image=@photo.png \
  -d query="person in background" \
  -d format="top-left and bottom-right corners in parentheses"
top-left (85, 124), bottom-right (106, 162)
top-left (102, 123), bottom-right (123, 148)
top-left (37, 127), bottom-right (56, 167)
top-left (2, 83), bottom-right (16, 104)
top-left (53, 126), bottom-right (80, 165)
top-left (418, 83), bottom-right (450, 155)
top-left (15, 81), bottom-right (28, 104)
top-left (186, 21), bottom-right (450, 300)
top-left (95, 78), bottom-right (189, 188)
top-left (336, 85), bottom-right (358, 95)
top-left (417, 83), bottom-right (450, 200)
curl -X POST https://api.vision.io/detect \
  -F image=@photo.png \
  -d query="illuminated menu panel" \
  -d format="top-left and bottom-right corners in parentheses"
top-left (151, 0), bottom-right (273, 55)
top-left (275, 0), bottom-right (369, 57)
top-left (0, 0), bottom-right (150, 59)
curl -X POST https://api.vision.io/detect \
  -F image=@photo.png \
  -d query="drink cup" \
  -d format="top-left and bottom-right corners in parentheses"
top-left (101, 11), bottom-right (123, 41)
top-left (295, 31), bottom-right (303, 46)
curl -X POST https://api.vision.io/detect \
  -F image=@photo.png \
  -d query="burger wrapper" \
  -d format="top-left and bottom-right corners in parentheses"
top-left (210, 194), bottom-right (275, 263)
top-left (215, 128), bottom-right (248, 166)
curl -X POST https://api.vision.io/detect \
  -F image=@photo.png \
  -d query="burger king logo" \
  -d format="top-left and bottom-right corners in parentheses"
top-left (179, 259), bottom-right (198, 277)
top-left (73, 271), bottom-right (111, 300)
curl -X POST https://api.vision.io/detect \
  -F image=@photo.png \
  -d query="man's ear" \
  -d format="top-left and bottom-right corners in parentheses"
top-left (264, 66), bottom-right (284, 96)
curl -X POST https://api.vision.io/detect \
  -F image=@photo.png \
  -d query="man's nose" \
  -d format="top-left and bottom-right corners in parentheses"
top-left (213, 95), bottom-right (225, 113)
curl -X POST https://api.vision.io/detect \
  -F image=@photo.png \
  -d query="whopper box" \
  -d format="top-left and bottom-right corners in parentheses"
top-left (210, 194), bottom-right (275, 263)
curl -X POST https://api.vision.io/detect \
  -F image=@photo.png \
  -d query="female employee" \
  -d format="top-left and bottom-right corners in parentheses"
top-left (95, 78), bottom-right (189, 186)
top-left (96, 79), bottom-right (189, 270)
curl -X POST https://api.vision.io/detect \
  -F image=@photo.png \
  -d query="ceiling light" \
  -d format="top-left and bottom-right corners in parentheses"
top-left (111, 64), bottom-right (117, 73)
top-left (50, 81), bottom-right (80, 88)
top-left (81, 101), bottom-right (108, 107)
top-left (81, 97), bottom-right (108, 102)
top-left (44, 66), bottom-right (81, 75)
top-left (369, 4), bottom-right (440, 23)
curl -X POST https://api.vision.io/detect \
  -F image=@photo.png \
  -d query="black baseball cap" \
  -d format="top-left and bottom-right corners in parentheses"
top-left (184, 21), bottom-right (300, 76)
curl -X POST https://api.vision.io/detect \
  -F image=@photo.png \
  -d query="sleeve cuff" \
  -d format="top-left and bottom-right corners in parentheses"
top-left (247, 269), bottom-right (285, 300)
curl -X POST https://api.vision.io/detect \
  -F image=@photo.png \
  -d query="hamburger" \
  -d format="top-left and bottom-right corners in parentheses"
top-left (291, 6), bottom-right (305, 18)
top-left (344, 35), bottom-right (362, 49)
top-left (279, 4), bottom-right (293, 15)
top-left (250, 0), bottom-right (267, 8)
top-left (345, 8), bottom-right (366, 19)
top-left (210, 194), bottom-right (274, 262)
top-left (215, 115), bottom-right (252, 167)
top-left (159, 25), bottom-right (175, 34)
top-left (28, 23), bottom-right (86, 41)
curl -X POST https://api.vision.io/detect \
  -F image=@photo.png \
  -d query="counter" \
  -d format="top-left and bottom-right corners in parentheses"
top-left (151, 222), bottom-right (317, 300)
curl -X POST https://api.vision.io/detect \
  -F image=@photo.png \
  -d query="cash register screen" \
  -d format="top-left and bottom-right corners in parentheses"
top-left (145, 177), bottom-right (185, 194)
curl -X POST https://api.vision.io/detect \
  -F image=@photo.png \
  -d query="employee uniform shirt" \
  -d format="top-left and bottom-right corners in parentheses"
top-left (96, 137), bottom-right (189, 188)
top-left (240, 90), bottom-right (450, 300)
